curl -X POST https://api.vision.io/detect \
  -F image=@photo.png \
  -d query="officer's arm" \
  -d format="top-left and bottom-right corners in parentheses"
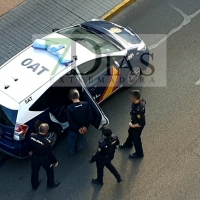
top-left (27, 135), bottom-right (34, 152)
top-left (46, 143), bottom-right (57, 164)
top-left (90, 147), bottom-right (102, 163)
top-left (130, 123), bottom-right (141, 128)
top-left (67, 107), bottom-right (81, 130)
top-left (130, 106), bottom-right (145, 128)
top-left (111, 135), bottom-right (120, 146)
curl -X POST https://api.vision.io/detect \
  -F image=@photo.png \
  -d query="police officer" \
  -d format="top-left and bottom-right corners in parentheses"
top-left (89, 126), bottom-right (123, 185)
top-left (67, 88), bottom-right (93, 156)
top-left (119, 90), bottom-right (146, 158)
top-left (28, 123), bottom-right (60, 190)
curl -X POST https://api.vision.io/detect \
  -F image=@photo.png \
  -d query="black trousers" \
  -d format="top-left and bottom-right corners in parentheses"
top-left (31, 155), bottom-right (54, 188)
top-left (124, 127), bottom-right (144, 156)
top-left (96, 155), bottom-right (121, 183)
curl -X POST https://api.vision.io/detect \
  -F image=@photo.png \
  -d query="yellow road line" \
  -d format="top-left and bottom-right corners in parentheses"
top-left (102, 0), bottom-right (136, 21)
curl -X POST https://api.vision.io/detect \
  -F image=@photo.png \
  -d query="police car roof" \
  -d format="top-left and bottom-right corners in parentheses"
top-left (0, 33), bottom-right (95, 105)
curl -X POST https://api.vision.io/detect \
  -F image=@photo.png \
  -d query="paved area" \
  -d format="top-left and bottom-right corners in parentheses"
top-left (0, 0), bottom-right (26, 16)
top-left (0, 0), bottom-right (122, 66)
top-left (1, 0), bottom-right (200, 200)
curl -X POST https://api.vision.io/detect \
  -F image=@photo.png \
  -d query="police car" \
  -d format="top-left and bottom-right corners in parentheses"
top-left (0, 19), bottom-right (148, 158)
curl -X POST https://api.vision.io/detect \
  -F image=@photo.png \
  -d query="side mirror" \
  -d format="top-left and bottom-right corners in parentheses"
top-left (114, 61), bottom-right (120, 69)
top-left (52, 28), bottom-right (60, 32)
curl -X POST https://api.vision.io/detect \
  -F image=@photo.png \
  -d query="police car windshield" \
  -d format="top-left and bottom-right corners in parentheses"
top-left (58, 26), bottom-right (120, 54)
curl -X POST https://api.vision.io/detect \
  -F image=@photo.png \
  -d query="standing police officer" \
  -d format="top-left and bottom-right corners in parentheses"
top-left (119, 90), bottom-right (146, 158)
top-left (89, 126), bottom-right (123, 185)
top-left (28, 123), bottom-right (60, 190)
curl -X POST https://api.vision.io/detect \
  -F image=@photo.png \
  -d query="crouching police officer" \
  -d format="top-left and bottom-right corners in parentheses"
top-left (28, 123), bottom-right (60, 190)
top-left (119, 90), bottom-right (146, 158)
top-left (89, 126), bottom-right (123, 185)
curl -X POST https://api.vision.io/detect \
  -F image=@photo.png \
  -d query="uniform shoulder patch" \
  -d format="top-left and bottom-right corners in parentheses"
top-left (138, 105), bottom-right (145, 112)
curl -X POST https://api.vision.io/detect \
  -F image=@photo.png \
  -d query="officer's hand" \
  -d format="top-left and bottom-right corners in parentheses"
top-left (79, 128), bottom-right (84, 134)
top-left (79, 127), bottom-right (87, 134)
top-left (29, 151), bottom-right (33, 156)
top-left (54, 162), bottom-right (59, 167)
top-left (129, 122), bottom-right (133, 127)
top-left (82, 127), bottom-right (87, 133)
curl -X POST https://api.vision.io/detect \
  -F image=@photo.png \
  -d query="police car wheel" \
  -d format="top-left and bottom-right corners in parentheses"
top-left (46, 131), bottom-right (58, 147)
top-left (127, 66), bottom-right (141, 85)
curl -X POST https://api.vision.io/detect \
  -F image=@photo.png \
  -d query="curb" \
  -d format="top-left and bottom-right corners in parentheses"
top-left (102, 0), bottom-right (136, 20)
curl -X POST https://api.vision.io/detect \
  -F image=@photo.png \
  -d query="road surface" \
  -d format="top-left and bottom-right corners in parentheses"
top-left (1, 0), bottom-right (200, 199)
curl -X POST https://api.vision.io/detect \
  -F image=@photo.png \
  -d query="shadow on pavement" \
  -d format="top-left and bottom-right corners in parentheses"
top-left (91, 184), bottom-right (102, 200)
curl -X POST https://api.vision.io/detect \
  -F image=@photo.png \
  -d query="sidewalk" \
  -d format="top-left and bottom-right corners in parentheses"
top-left (0, 0), bottom-right (123, 66)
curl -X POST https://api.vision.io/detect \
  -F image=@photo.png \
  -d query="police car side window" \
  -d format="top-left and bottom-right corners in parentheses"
top-left (29, 89), bottom-right (51, 111)
top-left (78, 57), bottom-right (109, 83)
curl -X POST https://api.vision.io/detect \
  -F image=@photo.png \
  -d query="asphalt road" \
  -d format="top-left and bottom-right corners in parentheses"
top-left (1, 0), bottom-right (200, 199)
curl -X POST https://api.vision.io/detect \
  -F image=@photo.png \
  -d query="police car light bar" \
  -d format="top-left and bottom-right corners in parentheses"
top-left (33, 39), bottom-right (74, 65)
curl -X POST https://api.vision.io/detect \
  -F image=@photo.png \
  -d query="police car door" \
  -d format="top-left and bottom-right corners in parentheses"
top-left (77, 57), bottom-right (121, 103)
top-left (75, 72), bottom-right (109, 129)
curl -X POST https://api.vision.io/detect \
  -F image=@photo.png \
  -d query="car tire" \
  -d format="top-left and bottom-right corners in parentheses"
top-left (46, 130), bottom-right (58, 147)
top-left (126, 65), bottom-right (141, 86)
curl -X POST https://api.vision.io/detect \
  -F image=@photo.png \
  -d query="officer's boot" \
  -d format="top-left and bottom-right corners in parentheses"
top-left (32, 180), bottom-right (41, 191)
top-left (91, 179), bottom-right (103, 185)
top-left (47, 181), bottom-right (60, 188)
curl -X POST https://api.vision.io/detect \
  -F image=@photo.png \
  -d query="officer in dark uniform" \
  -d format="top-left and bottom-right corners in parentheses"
top-left (28, 123), bottom-right (60, 190)
top-left (119, 90), bottom-right (146, 158)
top-left (89, 126), bottom-right (123, 185)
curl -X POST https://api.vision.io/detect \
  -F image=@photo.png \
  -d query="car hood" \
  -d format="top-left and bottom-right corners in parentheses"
top-left (87, 20), bottom-right (142, 47)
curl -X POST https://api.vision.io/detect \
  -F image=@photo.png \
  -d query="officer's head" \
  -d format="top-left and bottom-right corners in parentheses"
top-left (38, 123), bottom-right (49, 135)
top-left (129, 90), bottom-right (140, 103)
top-left (68, 88), bottom-right (80, 101)
top-left (102, 126), bottom-right (112, 138)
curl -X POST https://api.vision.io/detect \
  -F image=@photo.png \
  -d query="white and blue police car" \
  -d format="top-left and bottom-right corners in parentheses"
top-left (0, 19), bottom-right (148, 158)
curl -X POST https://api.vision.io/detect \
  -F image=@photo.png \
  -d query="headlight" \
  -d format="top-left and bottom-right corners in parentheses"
top-left (137, 41), bottom-right (146, 51)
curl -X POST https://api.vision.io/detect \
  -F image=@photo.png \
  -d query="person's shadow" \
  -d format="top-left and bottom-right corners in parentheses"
top-left (127, 158), bottom-right (143, 182)
top-left (91, 184), bottom-right (102, 200)
top-left (111, 150), bottom-right (143, 199)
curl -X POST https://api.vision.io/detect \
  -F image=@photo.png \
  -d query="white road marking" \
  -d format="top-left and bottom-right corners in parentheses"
top-left (148, 4), bottom-right (200, 50)
top-left (195, 79), bottom-right (200, 85)
top-left (147, 4), bottom-right (200, 86)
